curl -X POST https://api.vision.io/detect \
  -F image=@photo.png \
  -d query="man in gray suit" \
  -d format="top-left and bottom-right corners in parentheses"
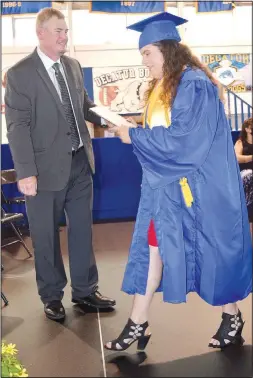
top-left (5, 7), bottom-right (115, 321)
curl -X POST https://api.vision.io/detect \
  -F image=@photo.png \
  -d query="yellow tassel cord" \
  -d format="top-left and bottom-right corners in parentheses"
top-left (179, 178), bottom-right (194, 207)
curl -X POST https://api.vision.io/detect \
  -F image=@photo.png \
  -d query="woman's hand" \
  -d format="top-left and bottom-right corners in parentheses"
top-left (107, 118), bottom-right (137, 143)
top-left (116, 124), bottom-right (133, 144)
top-left (107, 122), bottom-right (136, 144)
top-left (124, 116), bottom-right (137, 126)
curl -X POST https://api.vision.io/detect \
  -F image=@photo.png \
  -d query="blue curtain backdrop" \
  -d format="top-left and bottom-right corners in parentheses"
top-left (1, 131), bottom-right (240, 223)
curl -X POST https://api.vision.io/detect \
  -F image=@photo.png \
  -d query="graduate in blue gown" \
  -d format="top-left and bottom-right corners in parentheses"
top-left (105, 12), bottom-right (252, 352)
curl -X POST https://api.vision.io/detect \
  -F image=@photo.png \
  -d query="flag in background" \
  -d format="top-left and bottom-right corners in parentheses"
top-left (196, 1), bottom-right (235, 13)
top-left (1, 1), bottom-right (52, 15)
top-left (89, 1), bottom-right (165, 14)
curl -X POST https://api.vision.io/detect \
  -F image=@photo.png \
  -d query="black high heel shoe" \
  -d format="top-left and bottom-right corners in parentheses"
top-left (209, 310), bottom-right (245, 349)
top-left (104, 318), bottom-right (151, 351)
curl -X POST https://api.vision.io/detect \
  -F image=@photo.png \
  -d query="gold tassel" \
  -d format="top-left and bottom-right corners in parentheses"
top-left (179, 178), bottom-right (194, 207)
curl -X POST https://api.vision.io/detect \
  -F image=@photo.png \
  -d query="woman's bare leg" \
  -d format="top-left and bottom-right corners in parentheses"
top-left (105, 245), bottom-right (163, 349)
top-left (130, 245), bottom-right (163, 324)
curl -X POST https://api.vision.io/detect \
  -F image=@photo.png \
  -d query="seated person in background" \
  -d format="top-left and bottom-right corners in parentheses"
top-left (235, 117), bottom-right (253, 239)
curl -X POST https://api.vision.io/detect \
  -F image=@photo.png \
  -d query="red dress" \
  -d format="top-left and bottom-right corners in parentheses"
top-left (148, 220), bottom-right (158, 247)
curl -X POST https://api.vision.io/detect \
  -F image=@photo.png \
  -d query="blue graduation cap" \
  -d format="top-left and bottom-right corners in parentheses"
top-left (127, 12), bottom-right (188, 50)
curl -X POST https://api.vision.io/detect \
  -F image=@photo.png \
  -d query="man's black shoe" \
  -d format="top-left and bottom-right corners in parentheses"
top-left (72, 289), bottom-right (116, 309)
top-left (44, 300), bottom-right (65, 321)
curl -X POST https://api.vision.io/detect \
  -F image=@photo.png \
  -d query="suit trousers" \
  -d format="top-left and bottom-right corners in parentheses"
top-left (25, 148), bottom-right (98, 304)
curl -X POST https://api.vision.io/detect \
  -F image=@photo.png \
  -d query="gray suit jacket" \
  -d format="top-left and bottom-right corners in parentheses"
top-left (5, 48), bottom-right (101, 191)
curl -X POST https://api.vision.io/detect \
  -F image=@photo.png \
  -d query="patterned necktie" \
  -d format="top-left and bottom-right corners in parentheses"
top-left (52, 62), bottom-right (80, 151)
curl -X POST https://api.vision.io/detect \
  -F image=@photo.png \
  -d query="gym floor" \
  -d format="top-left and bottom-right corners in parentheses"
top-left (2, 222), bottom-right (252, 377)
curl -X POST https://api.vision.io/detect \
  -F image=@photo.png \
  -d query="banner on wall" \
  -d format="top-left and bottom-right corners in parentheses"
top-left (92, 66), bottom-right (151, 114)
top-left (196, 1), bottom-right (235, 13)
top-left (201, 53), bottom-right (252, 92)
top-left (1, 1), bottom-right (52, 15)
top-left (89, 1), bottom-right (165, 14)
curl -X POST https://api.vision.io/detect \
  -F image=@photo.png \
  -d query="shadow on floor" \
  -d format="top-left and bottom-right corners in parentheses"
top-left (2, 316), bottom-right (25, 338)
top-left (106, 345), bottom-right (252, 377)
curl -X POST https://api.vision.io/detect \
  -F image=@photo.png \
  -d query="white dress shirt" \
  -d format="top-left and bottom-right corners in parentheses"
top-left (37, 47), bottom-right (83, 149)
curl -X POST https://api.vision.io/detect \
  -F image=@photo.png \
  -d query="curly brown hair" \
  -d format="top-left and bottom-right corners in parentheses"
top-left (240, 117), bottom-right (252, 143)
top-left (145, 40), bottom-right (225, 108)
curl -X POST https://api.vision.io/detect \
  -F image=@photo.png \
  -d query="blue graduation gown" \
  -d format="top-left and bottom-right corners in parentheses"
top-left (121, 68), bottom-right (252, 306)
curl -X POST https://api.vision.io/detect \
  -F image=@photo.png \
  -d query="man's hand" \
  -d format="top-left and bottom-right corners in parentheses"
top-left (18, 176), bottom-right (37, 196)
top-left (106, 121), bottom-right (117, 132)
top-left (107, 118), bottom-right (137, 137)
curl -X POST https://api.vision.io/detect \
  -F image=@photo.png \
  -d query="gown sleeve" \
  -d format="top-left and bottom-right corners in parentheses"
top-left (129, 78), bottom-right (222, 189)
